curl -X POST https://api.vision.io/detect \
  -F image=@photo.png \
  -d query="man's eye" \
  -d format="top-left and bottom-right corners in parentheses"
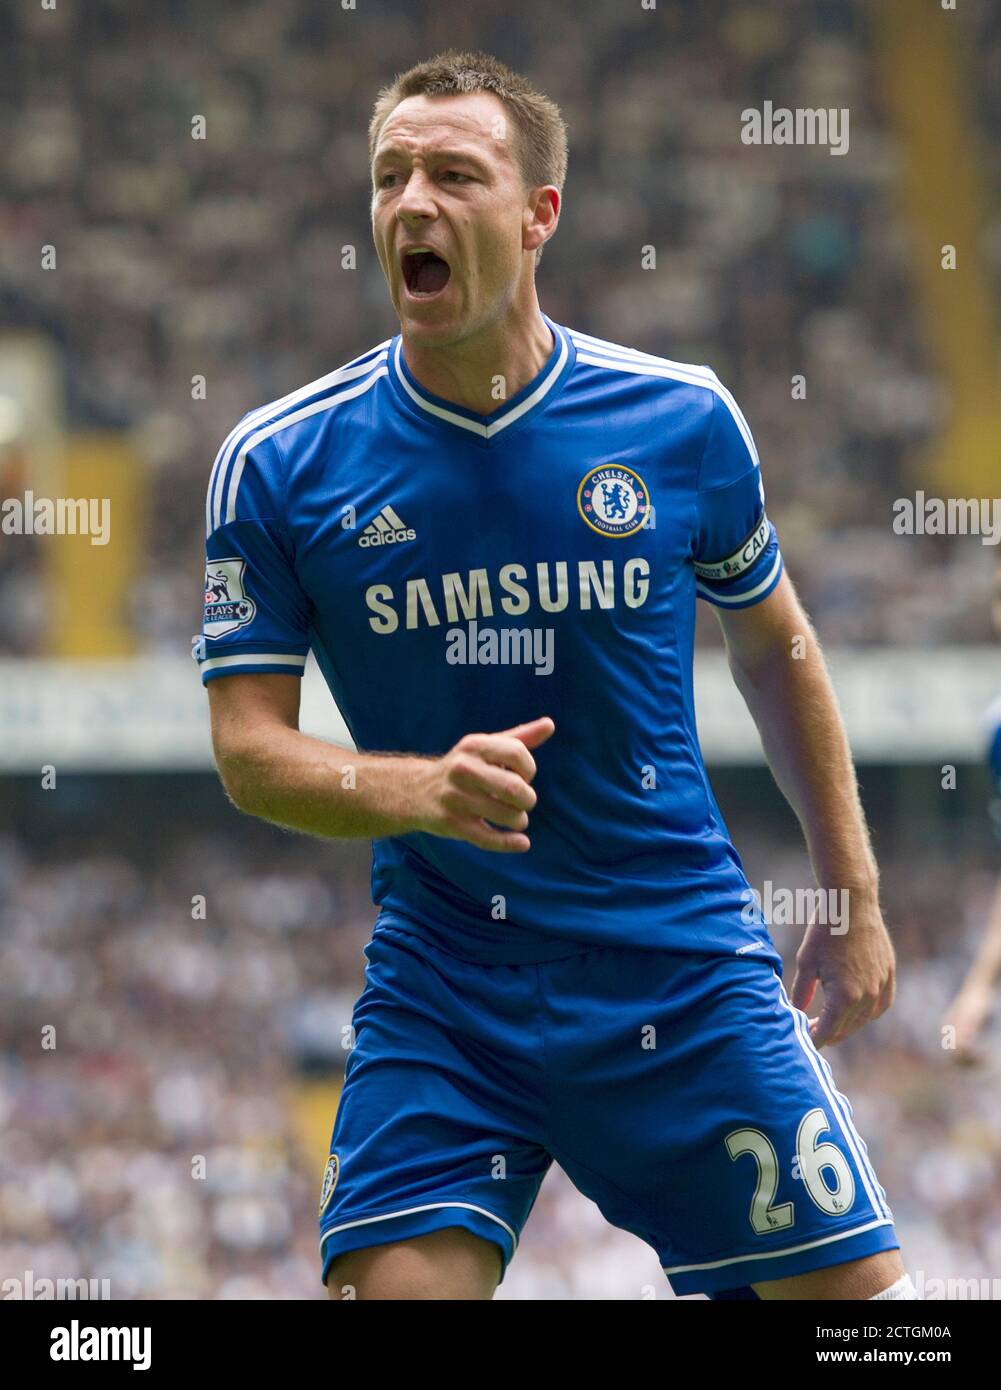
top-left (442, 171), bottom-right (471, 183)
top-left (377, 173), bottom-right (400, 188)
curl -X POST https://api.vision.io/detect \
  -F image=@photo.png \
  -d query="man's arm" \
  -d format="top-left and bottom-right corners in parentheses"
top-left (207, 672), bottom-right (554, 853)
top-left (941, 872), bottom-right (1001, 1060)
top-left (714, 570), bottom-right (895, 1047)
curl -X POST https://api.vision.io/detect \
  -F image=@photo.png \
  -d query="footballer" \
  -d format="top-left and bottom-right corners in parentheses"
top-left (199, 51), bottom-right (914, 1301)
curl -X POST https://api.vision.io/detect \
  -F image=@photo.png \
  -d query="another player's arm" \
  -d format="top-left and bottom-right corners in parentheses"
top-left (945, 560), bottom-right (1001, 1057)
top-left (714, 570), bottom-right (895, 1046)
top-left (942, 873), bottom-right (1001, 1060)
top-left (207, 672), bottom-right (553, 853)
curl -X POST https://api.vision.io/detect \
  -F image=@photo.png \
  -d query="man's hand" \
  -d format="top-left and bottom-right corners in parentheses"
top-left (790, 900), bottom-right (896, 1048)
top-left (413, 716), bottom-right (555, 853)
top-left (941, 981), bottom-right (994, 1064)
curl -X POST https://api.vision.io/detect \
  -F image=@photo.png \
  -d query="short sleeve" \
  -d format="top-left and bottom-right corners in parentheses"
top-left (692, 384), bottom-right (783, 610)
top-left (195, 428), bottom-right (311, 685)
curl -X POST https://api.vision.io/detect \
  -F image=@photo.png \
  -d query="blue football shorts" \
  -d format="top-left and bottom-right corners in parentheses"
top-left (318, 912), bottom-right (899, 1296)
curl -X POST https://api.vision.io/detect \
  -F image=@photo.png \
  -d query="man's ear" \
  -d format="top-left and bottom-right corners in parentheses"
top-left (524, 186), bottom-right (560, 258)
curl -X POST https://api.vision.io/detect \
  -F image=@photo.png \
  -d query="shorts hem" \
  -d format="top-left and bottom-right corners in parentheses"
top-left (320, 1201), bottom-right (517, 1289)
top-left (662, 1218), bottom-right (900, 1296)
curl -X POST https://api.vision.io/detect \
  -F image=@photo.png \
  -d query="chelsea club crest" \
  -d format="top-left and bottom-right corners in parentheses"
top-left (577, 465), bottom-right (651, 538)
top-left (319, 1153), bottom-right (340, 1216)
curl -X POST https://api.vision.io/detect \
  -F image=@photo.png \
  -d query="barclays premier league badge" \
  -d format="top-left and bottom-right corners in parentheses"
top-left (577, 465), bottom-right (650, 538)
top-left (203, 557), bottom-right (256, 638)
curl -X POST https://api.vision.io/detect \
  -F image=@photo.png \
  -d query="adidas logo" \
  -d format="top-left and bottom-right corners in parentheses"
top-left (359, 505), bottom-right (416, 547)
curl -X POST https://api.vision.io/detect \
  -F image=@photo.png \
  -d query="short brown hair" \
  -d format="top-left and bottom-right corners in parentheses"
top-left (369, 50), bottom-right (568, 263)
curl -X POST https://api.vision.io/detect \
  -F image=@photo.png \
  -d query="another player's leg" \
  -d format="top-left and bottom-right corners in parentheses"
top-left (752, 1249), bottom-right (910, 1300)
top-left (326, 1228), bottom-right (501, 1300)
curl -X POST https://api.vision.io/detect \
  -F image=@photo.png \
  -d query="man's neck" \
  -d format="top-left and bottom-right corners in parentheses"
top-left (400, 307), bottom-right (554, 417)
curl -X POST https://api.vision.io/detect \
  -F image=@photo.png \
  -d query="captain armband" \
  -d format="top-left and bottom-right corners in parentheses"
top-left (693, 514), bottom-right (770, 584)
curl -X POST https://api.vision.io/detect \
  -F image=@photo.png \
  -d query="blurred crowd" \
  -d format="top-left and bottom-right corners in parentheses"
top-left (2, 0), bottom-right (1000, 1303)
top-left (1, 0), bottom-right (1000, 655)
top-left (1, 774), bottom-right (1000, 1300)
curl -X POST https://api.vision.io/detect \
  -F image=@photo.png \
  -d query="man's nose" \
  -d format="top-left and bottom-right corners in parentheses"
top-left (397, 170), bottom-right (438, 222)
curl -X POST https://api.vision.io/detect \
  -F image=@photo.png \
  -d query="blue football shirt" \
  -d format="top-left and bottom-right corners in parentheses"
top-left (198, 315), bottom-right (784, 962)
top-left (988, 698), bottom-right (1001, 788)
top-left (986, 696), bottom-right (1001, 842)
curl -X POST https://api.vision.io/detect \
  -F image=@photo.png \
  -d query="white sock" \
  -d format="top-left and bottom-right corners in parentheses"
top-left (869, 1273), bottom-right (918, 1300)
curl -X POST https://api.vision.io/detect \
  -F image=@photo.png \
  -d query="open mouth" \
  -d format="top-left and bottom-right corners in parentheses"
top-left (401, 248), bottom-right (451, 298)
